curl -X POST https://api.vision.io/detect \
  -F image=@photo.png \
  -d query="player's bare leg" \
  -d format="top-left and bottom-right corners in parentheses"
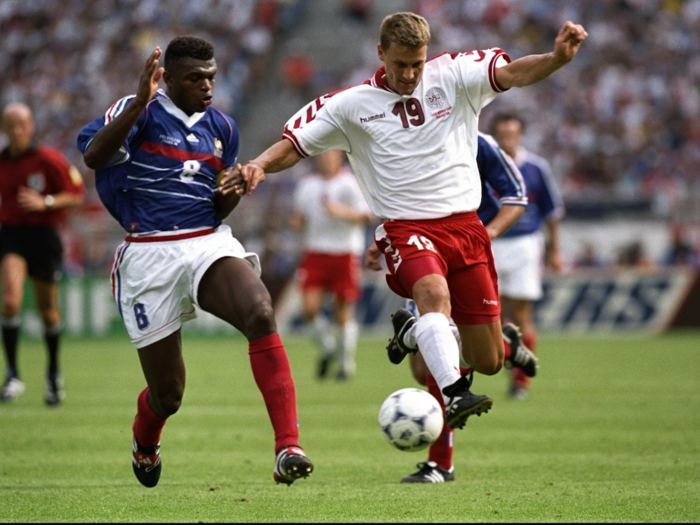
top-left (0, 254), bottom-right (27, 402)
top-left (31, 277), bottom-right (64, 405)
top-left (132, 330), bottom-right (185, 487)
top-left (198, 256), bottom-right (313, 484)
top-left (456, 322), bottom-right (505, 375)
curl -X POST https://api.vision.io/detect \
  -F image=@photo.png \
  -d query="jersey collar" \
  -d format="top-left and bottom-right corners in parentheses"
top-left (155, 90), bottom-right (207, 128)
top-left (369, 66), bottom-right (399, 94)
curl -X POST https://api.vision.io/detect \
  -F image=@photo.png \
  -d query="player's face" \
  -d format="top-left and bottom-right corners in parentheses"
top-left (1, 108), bottom-right (35, 153)
top-left (164, 58), bottom-right (217, 116)
top-left (378, 43), bottom-right (427, 96)
top-left (493, 119), bottom-right (522, 158)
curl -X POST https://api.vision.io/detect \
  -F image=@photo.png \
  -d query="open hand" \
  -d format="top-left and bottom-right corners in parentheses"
top-left (136, 47), bottom-right (164, 105)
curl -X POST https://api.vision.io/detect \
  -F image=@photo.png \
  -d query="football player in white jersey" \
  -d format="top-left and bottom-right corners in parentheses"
top-left (290, 150), bottom-right (374, 380)
top-left (224, 12), bottom-right (587, 431)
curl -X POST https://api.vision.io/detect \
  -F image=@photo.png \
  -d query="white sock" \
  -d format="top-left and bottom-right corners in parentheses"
top-left (414, 312), bottom-right (461, 404)
top-left (339, 320), bottom-right (359, 375)
top-left (403, 324), bottom-right (418, 349)
top-left (404, 300), bottom-right (462, 354)
top-left (310, 315), bottom-right (336, 357)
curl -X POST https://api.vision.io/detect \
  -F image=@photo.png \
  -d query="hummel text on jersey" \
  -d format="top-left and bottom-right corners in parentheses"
top-left (360, 112), bottom-right (386, 123)
top-left (483, 298), bottom-right (498, 305)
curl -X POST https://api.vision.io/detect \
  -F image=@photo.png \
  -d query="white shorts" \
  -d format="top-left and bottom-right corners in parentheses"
top-left (490, 231), bottom-right (545, 301)
top-left (111, 225), bottom-right (261, 349)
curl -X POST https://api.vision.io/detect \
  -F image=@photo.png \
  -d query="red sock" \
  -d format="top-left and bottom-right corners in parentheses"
top-left (512, 332), bottom-right (537, 389)
top-left (249, 333), bottom-right (300, 455)
top-left (132, 387), bottom-right (167, 448)
top-left (503, 337), bottom-right (512, 361)
top-left (426, 374), bottom-right (453, 471)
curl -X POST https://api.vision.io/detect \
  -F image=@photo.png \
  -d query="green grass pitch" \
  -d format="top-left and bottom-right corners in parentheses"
top-left (1, 330), bottom-right (699, 522)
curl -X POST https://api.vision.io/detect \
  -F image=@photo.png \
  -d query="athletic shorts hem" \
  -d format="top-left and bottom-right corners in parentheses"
top-left (130, 309), bottom-right (197, 349)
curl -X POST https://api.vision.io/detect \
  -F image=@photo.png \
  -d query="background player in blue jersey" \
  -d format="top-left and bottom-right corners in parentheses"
top-left (77, 36), bottom-right (313, 488)
top-left (490, 112), bottom-right (565, 400)
top-left (366, 132), bottom-right (533, 483)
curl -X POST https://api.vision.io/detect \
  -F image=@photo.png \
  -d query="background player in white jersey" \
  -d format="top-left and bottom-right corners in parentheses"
top-left (77, 36), bottom-right (313, 488)
top-left (224, 12), bottom-right (587, 431)
top-left (490, 112), bottom-right (565, 400)
top-left (290, 150), bottom-right (374, 381)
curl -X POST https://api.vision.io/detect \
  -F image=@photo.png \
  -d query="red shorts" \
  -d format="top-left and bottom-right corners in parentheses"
top-left (375, 211), bottom-right (500, 325)
top-left (296, 251), bottom-right (362, 302)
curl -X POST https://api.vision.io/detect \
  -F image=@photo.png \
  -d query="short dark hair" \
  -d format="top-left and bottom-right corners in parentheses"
top-left (489, 112), bottom-right (526, 134)
top-left (164, 36), bottom-right (215, 72)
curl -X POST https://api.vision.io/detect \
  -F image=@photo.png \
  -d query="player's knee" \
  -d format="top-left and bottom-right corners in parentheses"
top-left (473, 353), bottom-right (503, 376)
top-left (243, 297), bottom-right (277, 340)
top-left (152, 388), bottom-right (183, 418)
top-left (38, 309), bottom-right (60, 328)
top-left (1, 295), bottom-right (22, 317)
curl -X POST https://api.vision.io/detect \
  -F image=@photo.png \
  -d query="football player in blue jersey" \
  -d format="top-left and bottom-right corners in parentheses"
top-left (489, 112), bottom-right (565, 400)
top-left (366, 132), bottom-right (537, 483)
top-left (77, 36), bottom-right (313, 488)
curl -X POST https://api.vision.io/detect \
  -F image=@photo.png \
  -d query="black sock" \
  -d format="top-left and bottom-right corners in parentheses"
top-left (2, 316), bottom-right (21, 378)
top-left (45, 324), bottom-right (62, 377)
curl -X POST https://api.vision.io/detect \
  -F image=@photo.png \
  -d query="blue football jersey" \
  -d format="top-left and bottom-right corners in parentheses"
top-left (476, 132), bottom-right (527, 226)
top-left (77, 90), bottom-right (239, 233)
top-left (500, 147), bottom-right (564, 238)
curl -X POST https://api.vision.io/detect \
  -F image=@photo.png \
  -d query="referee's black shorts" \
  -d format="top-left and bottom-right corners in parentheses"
top-left (0, 226), bottom-right (63, 283)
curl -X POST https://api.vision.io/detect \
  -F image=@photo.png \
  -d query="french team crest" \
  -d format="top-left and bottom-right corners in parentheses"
top-left (214, 138), bottom-right (223, 158)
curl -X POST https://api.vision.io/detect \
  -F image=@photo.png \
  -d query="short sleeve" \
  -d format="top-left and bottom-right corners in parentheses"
top-left (76, 95), bottom-right (144, 168)
top-left (454, 48), bottom-right (511, 113)
top-left (282, 93), bottom-right (351, 157)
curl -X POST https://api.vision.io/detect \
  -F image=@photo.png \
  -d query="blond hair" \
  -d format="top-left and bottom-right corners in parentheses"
top-left (379, 12), bottom-right (431, 51)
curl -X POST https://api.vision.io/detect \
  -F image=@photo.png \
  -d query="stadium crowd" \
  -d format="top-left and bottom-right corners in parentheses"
top-left (1, 0), bottom-right (699, 278)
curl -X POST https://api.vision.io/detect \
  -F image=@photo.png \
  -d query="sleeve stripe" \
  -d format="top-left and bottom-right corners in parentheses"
top-left (282, 131), bottom-right (309, 158)
top-left (105, 95), bottom-right (136, 124)
top-left (488, 50), bottom-right (511, 93)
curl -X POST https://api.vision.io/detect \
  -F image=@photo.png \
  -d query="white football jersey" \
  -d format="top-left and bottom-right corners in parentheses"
top-left (293, 169), bottom-right (371, 256)
top-left (283, 48), bottom-right (511, 220)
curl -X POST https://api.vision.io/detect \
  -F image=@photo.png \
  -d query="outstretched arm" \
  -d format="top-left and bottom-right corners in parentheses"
top-left (495, 21), bottom-right (588, 90)
top-left (83, 47), bottom-right (164, 169)
top-left (219, 138), bottom-right (303, 197)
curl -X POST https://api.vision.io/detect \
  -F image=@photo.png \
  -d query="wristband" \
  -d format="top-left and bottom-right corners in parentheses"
top-left (44, 194), bottom-right (55, 209)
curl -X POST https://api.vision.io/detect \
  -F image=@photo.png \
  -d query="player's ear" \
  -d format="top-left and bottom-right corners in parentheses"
top-left (377, 44), bottom-right (385, 61)
top-left (162, 69), bottom-right (173, 87)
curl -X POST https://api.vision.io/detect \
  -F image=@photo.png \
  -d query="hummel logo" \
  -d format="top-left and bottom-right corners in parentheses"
top-left (483, 299), bottom-right (498, 305)
top-left (360, 112), bottom-right (386, 123)
top-left (186, 133), bottom-right (199, 143)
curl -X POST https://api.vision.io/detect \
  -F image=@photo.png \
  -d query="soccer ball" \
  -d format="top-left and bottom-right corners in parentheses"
top-left (378, 388), bottom-right (444, 452)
